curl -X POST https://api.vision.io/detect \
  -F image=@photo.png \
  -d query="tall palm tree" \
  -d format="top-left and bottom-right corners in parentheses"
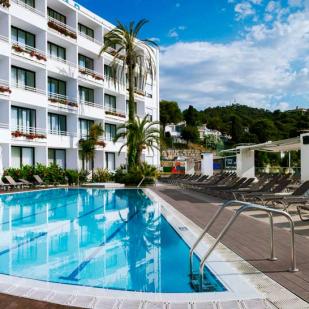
top-left (99, 19), bottom-right (158, 168)
top-left (79, 123), bottom-right (104, 178)
top-left (113, 115), bottom-right (160, 166)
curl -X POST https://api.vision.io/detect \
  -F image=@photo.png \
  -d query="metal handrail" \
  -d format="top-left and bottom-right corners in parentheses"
top-left (12, 0), bottom-right (45, 17)
top-left (0, 123), bottom-right (9, 129)
top-left (48, 54), bottom-right (76, 68)
top-left (79, 99), bottom-right (104, 109)
top-left (0, 34), bottom-right (8, 42)
top-left (11, 82), bottom-right (46, 95)
top-left (0, 79), bottom-right (9, 87)
top-left (48, 17), bottom-right (77, 34)
top-left (12, 41), bottom-right (46, 58)
top-left (78, 31), bottom-right (102, 45)
top-left (78, 66), bottom-right (104, 80)
top-left (195, 201), bottom-right (299, 290)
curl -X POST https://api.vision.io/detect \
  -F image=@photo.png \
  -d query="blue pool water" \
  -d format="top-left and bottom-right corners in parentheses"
top-left (0, 189), bottom-right (225, 293)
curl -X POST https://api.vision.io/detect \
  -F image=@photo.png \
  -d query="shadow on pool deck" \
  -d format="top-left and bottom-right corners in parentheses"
top-left (152, 186), bottom-right (309, 304)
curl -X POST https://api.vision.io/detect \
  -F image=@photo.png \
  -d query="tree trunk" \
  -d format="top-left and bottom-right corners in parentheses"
top-left (127, 56), bottom-right (136, 169)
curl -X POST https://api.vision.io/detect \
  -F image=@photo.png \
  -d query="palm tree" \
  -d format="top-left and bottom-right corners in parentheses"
top-left (113, 115), bottom-right (160, 166)
top-left (99, 19), bottom-right (158, 168)
top-left (79, 123), bottom-right (104, 178)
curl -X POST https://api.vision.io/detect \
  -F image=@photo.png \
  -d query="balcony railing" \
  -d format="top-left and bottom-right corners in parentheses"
top-left (104, 107), bottom-right (126, 118)
top-left (79, 99), bottom-right (104, 109)
top-left (12, 82), bottom-right (46, 95)
top-left (48, 17), bottom-right (77, 40)
top-left (11, 126), bottom-right (47, 140)
top-left (11, 0), bottom-right (45, 16)
top-left (0, 79), bottom-right (11, 94)
top-left (79, 66), bottom-right (104, 82)
top-left (78, 31), bottom-right (101, 45)
top-left (48, 54), bottom-right (76, 68)
top-left (0, 122), bottom-right (9, 129)
top-left (48, 92), bottom-right (78, 108)
top-left (0, 34), bottom-right (8, 42)
top-left (12, 41), bottom-right (47, 62)
top-left (48, 129), bottom-right (70, 136)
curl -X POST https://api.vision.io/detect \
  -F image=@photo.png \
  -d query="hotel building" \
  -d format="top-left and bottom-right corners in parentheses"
top-left (0, 0), bottom-right (160, 171)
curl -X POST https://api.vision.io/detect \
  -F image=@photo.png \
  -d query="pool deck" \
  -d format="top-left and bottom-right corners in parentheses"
top-left (152, 185), bottom-right (309, 305)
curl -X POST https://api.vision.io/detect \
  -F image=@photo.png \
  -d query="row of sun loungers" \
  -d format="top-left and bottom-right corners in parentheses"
top-left (160, 173), bottom-right (309, 221)
top-left (0, 175), bottom-right (47, 191)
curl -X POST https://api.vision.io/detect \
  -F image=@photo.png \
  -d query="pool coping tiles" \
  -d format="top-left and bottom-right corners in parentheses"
top-left (0, 188), bottom-right (307, 308)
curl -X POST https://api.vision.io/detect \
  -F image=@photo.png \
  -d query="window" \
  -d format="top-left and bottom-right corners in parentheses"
top-left (78, 54), bottom-right (94, 70)
top-left (79, 118), bottom-right (94, 138)
top-left (48, 7), bottom-right (66, 24)
top-left (48, 42), bottom-right (66, 60)
top-left (48, 149), bottom-right (66, 168)
top-left (11, 147), bottom-right (34, 168)
top-left (105, 123), bottom-right (116, 141)
top-left (11, 27), bottom-right (35, 48)
top-left (48, 77), bottom-right (66, 96)
top-left (105, 94), bottom-right (116, 111)
top-left (79, 150), bottom-right (93, 170)
top-left (21, 0), bottom-right (35, 7)
top-left (126, 100), bottom-right (137, 115)
top-left (104, 65), bottom-right (115, 79)
top-left (11, 106), bottom-right (36, 132)
top-left (48, 113), bottom-right (66, 134)
top-left (79, 86), bottom-right (94, 103)
top-left (78, 23), bottom-right (94, 39)
top-left (12, 66), bottom-right (36, 88)
top-left (105, 152), bottom-right (115, 171)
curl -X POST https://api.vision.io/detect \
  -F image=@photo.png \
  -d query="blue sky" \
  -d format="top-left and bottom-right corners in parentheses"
top-left (76, 0), bottom-right (309, 111)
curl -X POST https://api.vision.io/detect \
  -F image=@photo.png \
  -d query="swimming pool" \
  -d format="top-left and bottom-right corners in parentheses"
top-left (0, 188), bottom-right (225, 293)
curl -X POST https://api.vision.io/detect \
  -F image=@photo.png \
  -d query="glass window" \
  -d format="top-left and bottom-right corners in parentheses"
top-left (79, 86), bottom-right (94, 103)
top-left (11, 106), bottom-right (36, 132)
top-left (105, 123), bottom-right (116, 141)
top-left (105, 152), bottom-right (115, 171)
top-left (104, 65), bottom-right (115, 79)
top-left (79, 118), bottom-right (94, 138)
top-left (21, 0), bottom-right (35, 8)
top-left (12, 66), bottom-right (36, 88)
top-left (78, 54), bottom-right (94, 70)
top-left (48, 77), bottom-right (66, 96)
top-left (11, 26), bottom-right (36, 48)
top-left (79, 150), bottom-right (93, 170)
top-left (48, 149), bottom-right (66, 168)
top-left (78, 23), bottom-right (94, 38)
top-left (48, 42), bottom-right (66, 60)
top-left (105, 94), bottom-right (116, 111)
top-left (48, 7), bottom-right (66, 24)
top-left (48, 113), bottom-right (66, 134)
top-left (11, 147), bottom-right (34, 168)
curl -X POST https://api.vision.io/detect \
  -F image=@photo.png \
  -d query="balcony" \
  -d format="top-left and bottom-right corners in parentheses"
top-left (105, 47), bottom-right (125, 61)
top-left (11, 0), bottom-right (45, 16)
top-left (47, 55), bottom-right (77, 78)
top-left (105, 76), bottom-right (125, 93)
top-left (12, 41), bottom-right (47, 64)
top-left (47, 130), bottom-right (72, 148)
top-left (79, 99), bottom-right (104, 119)
top-left (78, 32), bottom-right (102, 54)
top-left (11, 126), bottom-right (47, 144)
top-left (104, 107), bottom-right (126, 119)
top-left (48, 17), bottom-right (77, 40)
top-left (11, 82), bottom-right (46, 107)
top-left (78, 66), bottom-right (104, 85)
top-left (0, 35), bottom-right (10, 56)
top-left (48, 93), bottom-right (78, 111)
top-left (0, 80), bottom-right (11, 97)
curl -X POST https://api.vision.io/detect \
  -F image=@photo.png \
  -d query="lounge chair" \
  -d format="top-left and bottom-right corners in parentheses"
top-left (4, 176), bottom-right (24, 189)
top-left (19, 179), bottom-right (34, 188)
top-left (0, 179), bottom-right (12, 191)
top-left (33, 175), bottom-right (48, 186)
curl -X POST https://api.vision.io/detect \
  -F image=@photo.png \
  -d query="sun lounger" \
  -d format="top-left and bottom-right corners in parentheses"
top-left (4, 176), bottom-right (24, 189)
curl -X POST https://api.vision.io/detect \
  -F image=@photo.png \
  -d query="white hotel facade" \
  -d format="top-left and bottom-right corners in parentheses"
top-left (0, 0), bottom-right (160, 171)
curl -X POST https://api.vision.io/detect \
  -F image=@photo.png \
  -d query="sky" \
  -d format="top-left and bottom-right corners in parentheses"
top-left (76, 0), bottom-right (309, 111)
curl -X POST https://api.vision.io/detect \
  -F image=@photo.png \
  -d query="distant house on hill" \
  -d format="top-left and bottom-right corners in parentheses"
top-left (165, 121), bottom-right (186, 143)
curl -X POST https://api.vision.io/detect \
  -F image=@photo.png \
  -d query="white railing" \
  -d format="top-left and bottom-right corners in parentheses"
top-left (104, 107), bottom-right (127, 118)
top-left (0, 123), bottom-right (9, 129)
top-left (48, 129), bottom-right (70, 136)
top-left (47, 17), bottom-right (77, 39)
top-left (12, 0), bottom-right (45, 16)
top-left (78, 31), bottom-right (102, 45)
top-left (11, 41), bottom-right (47, 61)
top-left (48, 92), bottom-right (78, 108)
top-left (0, 79), bottom-right (9, 87)
top-left (11, 82), bottom-right (46, 95)
top-left (0, 34), bottom-right (8, 42)
top-left (11, 125), bottom-right (47, 141)
top-left (79, 99), bottom-right (104, 109)
top-left (47, 54), bottom-right (76, 68)
top-left (79, 66), bottom-right (104, 81)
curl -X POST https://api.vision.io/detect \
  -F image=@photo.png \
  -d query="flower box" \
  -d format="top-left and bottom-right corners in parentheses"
top-left (134, 89), bottom-right (145, 96)
top-left (105, 110), bottom-right (126, 118)
top-left (0, 0), bottom-right (10, 8)
top-left (0, 85), bottom-right (11, 94)
top-left (12, 44), bottom-right (47, 62)
top-left (79, 68), bottom-right (104, 81)
top-left (96, 141), bottom-right (106, 147)
top-left (11, 131), bottom-right (46, 140)
top-left (48, 21), bottom-right (77, 40)
top-left (49, 97), bottom-right (78, 108)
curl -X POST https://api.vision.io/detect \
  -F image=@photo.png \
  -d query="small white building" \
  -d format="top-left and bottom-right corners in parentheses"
top-left (165, 121), bottom-right (186, 143)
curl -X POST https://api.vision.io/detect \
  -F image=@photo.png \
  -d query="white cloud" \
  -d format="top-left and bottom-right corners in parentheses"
top-left (178, 25), bottom-right (187, 30)
top-left (160, 11), bottom-right (309, 110)
top-left (168, 28), bottom-right (179, 38)
top-left (235, 2), bottom-right (256, 19)
top-left (288, 0), bottom-right (303, 7)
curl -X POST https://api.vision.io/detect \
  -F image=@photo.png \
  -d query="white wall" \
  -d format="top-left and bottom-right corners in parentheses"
top-left (301, 133), bottom-right (309, 182)
top-left (236, 147), bottom-right (255, 178)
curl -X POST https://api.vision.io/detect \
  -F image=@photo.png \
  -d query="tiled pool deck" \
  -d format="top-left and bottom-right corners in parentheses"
top-left (0, 185), bottom-right (308, 308)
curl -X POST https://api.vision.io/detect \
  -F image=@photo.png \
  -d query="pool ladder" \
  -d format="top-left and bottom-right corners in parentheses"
top-left (189, 200), bottom-right (299, 291)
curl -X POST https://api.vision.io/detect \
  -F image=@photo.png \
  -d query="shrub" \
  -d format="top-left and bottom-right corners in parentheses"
top-left (65, 169), bottom-right (79, 185)
top-left (92, 169), bottom-right (113, 183)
